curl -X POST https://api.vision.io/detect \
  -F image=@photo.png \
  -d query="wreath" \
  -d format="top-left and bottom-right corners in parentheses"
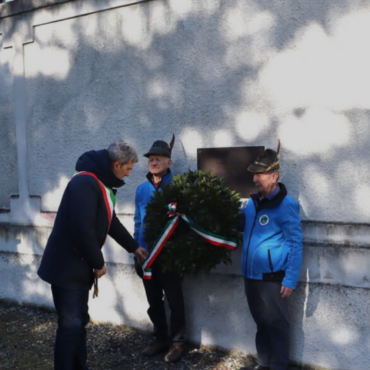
top-left (144, 170), bottom-right (243, 276)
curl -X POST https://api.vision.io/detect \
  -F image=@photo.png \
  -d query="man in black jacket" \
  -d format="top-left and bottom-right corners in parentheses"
top-left (38, 140), bottom-right (148, 370)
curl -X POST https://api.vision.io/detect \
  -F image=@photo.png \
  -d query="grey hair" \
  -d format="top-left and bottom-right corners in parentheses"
top-left (107, 140), bottom-right (138, 164)
top-left (268, 169), bottom-right (280, 180)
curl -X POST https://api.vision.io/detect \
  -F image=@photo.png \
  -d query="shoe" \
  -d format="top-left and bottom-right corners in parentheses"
top-left (240, 365), bottom-right (270, 370)
top-left (164, 344), bottom-right (185, 363)
top-left (142, 339), bottom-right (169, 356)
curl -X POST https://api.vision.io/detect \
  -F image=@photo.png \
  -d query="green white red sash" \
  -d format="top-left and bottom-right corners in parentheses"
top-left (142, 203), bottom-right (238, 279)
top-left (143, 269), bottom-right (152, 279)
top-left (73, 171), bottom-right (116, 231)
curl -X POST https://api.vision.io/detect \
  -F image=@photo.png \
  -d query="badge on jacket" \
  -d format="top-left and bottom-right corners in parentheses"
top-left (259, 215), bottom-right (269, 226)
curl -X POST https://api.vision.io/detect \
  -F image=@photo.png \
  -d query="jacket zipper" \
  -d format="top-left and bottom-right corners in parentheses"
top-left (245, 205), bottom-right (258, 276)
top-left (268, 249), bottom-right (274, 272)
top-left (246, 197), bottom-right (269, 276)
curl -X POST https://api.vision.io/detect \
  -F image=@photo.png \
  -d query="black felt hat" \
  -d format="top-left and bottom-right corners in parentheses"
top-left (144, 134), bottom-right (175, 158)
top-left (248, 141), bottom-right (281, 173)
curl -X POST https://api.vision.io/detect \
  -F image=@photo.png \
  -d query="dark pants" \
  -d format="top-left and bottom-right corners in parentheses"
top-left (51, 286), bottom-right (90, 370)
top-left (142, 263), bottom-right (185, 345)
top-left (244, 278), bottom-right (290, 370)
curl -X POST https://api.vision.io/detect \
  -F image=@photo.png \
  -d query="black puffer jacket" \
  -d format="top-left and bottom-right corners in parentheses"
top-left (38, 149), bottom-right (139, 290)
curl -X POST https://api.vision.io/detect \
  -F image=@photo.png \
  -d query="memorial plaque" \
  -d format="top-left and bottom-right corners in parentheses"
top-left (197, 146), bottom-right (264, 198)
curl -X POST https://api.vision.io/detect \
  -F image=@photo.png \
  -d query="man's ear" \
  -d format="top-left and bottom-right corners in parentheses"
top-left (168, 159), bottom-right (173, 166)
top-left (111, 160), bottom-right (120, 169)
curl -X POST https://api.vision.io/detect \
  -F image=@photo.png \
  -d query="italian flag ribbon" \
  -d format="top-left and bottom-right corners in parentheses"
top-left (142, 203), bottom-right (237, 279)
top-left (143, 269), bottom-right (152, 279)
top-left (73, 171), bottom-right (116, 231)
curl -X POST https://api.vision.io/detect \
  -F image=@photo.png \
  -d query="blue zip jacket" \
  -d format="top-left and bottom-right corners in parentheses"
top-left (134, 170), bottom-right (173, 250)
top-left (241, 183), bottom-right (303, 289)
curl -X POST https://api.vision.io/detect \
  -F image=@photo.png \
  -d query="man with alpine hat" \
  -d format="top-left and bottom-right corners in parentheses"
top-left (38, 140), bottom-right (148, 370)
top-left (240, 142), bottom-right (303, 370)
top-left (134, 135), bottom-right (186, 363)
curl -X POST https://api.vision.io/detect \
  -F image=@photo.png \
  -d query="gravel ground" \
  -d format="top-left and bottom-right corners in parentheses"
top-left (0, 300), bottom-right (313, 370)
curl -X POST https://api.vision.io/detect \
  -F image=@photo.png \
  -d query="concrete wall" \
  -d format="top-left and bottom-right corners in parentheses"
top-left (1, 1), bottom-right (370, 369)
top-left (0, 41), bottom-right (18, 210)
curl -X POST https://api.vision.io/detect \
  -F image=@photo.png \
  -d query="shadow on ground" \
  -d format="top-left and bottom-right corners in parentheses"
top-left (0, 300), bottom-right (316, 370)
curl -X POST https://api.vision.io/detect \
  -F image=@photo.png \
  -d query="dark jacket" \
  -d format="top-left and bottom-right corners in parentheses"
top-left (38, 149), bottom-right (139, 290)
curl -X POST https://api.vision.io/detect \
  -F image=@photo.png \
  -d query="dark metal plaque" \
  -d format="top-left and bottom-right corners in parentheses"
top-left (197, 146), bottom-right (264, 198)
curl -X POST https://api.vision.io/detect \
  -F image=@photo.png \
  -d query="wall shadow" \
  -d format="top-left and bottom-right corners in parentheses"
top-left (1, 1), bottom-right (370, 368)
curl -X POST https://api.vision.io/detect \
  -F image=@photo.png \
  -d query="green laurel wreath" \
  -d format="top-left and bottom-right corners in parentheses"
top-left (144, 170), bottom-right (243, 276)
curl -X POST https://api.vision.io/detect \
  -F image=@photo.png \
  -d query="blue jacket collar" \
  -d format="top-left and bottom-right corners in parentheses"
top-left (146, 169), bottom-right (173, 187)
top-left (251, 182), bottom-right (287, 211)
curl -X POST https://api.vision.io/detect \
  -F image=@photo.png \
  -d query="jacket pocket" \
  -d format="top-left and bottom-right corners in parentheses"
top-left (267, 249), bottom-right (274, 272)
top-left (250, 242), bottom-right (282, 274)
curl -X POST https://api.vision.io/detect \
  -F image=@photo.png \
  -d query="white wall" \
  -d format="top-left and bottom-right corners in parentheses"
top-left (1, 1), bottom-right (370, 369)
top-left (0, 43), bottom-right (17, 209)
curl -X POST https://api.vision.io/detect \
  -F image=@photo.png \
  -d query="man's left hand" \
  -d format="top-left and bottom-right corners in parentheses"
top-left (134, 247), bottom-right (148, 263)
top-left (280, 285), bottom-right (293, 298)
top-left (94, 265), bottom-right (107, 279)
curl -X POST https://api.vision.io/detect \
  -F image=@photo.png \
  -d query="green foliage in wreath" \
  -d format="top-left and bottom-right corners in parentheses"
top-left (144, 170), bottom-right (243, 276)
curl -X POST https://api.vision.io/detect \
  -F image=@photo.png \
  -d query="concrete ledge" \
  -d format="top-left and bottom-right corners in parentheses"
top-left (1, 219), bottom-right (370, 288)
top-left (302, 221), bottom-right (370, 248)
top-left (0, 250), bottom-right (369, 370)
top-left (0, 0), bottom-right (71, 19)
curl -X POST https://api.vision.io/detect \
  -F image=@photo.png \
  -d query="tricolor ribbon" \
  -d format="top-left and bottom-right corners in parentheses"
top-left (73, 171), bottom-right (116, 231)
top-left (142, 203), bottom-right (238, 279)
top-left (72, 171), bottom-right (116, 298)
top-left (143, 268), bottom-right (152, 280)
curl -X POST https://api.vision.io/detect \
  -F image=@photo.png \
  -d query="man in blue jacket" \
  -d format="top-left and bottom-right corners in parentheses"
top-left (134, 136), bottom-right (186, 363)
top-left (38, 140), bottom-right (148, 370)
top-left (240, 144), bottom-right (303, 370)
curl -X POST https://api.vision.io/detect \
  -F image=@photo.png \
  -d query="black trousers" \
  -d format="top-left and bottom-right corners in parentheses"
top-left (142, 263), bottom-right (185, 345)
top-left (51, 286), bottom-right (90, 370)
top-left (244, 278), bottom-right (290, 370)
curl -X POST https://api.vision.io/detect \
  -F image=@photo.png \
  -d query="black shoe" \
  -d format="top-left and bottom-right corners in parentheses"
top-left (240, 365), bottom-right (270, 370)
top-left (142, 339), bottom-right (169, 356)
top-left (164, 344), bottom-right (185, 363)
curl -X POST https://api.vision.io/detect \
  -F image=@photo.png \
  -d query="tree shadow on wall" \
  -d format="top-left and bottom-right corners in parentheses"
top-left (1, 0), bottom-right (370, 367)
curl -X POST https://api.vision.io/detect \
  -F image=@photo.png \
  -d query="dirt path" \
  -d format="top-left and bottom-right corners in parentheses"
top-left (0, 300), bottom-right (312, 370)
